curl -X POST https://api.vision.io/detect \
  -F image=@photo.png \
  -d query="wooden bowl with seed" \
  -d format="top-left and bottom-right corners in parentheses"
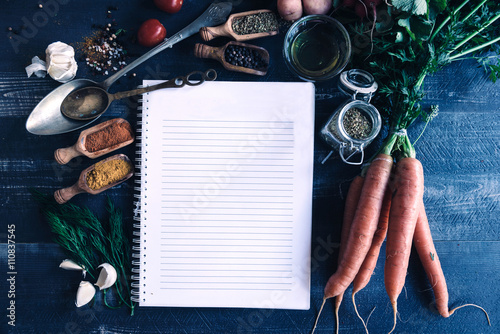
top-left (194, 41), bottom-right (269, 76)
top-left (199, 9), bottom-right (279, 42)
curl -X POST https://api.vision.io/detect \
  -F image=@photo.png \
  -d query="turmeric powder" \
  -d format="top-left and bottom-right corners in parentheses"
top-left (86, 158), bottom-right (133, 190)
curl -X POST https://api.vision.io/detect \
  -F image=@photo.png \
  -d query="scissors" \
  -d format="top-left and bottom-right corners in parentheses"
top-left (61, 69), bottom-right (217, 121)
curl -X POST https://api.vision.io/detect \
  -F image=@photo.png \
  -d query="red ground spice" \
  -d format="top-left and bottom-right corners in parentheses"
top-left (85, 122), bottom-right (134, 153)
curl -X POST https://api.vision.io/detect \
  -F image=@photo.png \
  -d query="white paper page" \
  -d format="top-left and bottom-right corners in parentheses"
top-left (138, 81), bottom-right (314, 309)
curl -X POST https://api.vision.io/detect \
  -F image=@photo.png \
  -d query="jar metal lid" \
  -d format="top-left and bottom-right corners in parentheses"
top-left (338, 69), bottom-right (378, 101)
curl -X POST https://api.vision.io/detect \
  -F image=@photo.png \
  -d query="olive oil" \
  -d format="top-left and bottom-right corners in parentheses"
top-left (290, 24), bottom-right (340, 79)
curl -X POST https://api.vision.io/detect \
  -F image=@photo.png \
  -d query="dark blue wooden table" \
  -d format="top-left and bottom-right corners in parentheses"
top-left (1, 1), bottom-right (499, 333)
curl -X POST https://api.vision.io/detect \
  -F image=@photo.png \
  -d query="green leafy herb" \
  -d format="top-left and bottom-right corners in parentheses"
top-left (392, 0), bottom-right (428, 16)
top-left (349, 0), bottom-right (500, 160)
top-left (31, 190), bottom-right (135, 315)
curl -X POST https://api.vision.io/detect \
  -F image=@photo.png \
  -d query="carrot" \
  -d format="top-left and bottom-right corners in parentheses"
top-left (312, 175), bottom-right (365, 334)
top-left (352, 187), bottom-right (391, 332)
top-left (335, 175), bottom-right (365, 333)
top-left (413, 201), bottom-right (449, 317)
top-left (414, 202), bottom-right (491, 324)
top-left (324, 154), bottom-right (393, 299)
top-left (384, 157), bottom-right (424, 334)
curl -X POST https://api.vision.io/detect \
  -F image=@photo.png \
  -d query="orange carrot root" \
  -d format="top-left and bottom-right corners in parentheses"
top-left (352, 291), bottom-right (369, 334)
top-left (313, 175), bottom-right (366, 333)
top-left (311, 296), bottom-right (327, 334)
top-left (352, 187), bottom-right (391, 292)
top-left (414, 203), bottom-right (491, 325)
top-left (449, 304), bottom-right (491, 325)
top-left (384, 157), bottom-right (424, 333)
top-left (334, 293), bottom-right (344, 334)
top-left (325, 155), bottom-right (393, 299)
top-left (350, 188), bottom-right (391, 333)
top-left (388, 300), bottom-right (397, 334)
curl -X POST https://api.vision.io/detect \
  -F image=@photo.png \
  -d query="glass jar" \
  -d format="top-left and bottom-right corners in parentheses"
top-left (320, 69), bottom-right (381, 165)
top-left (283, 15), bottom-right (351, 81)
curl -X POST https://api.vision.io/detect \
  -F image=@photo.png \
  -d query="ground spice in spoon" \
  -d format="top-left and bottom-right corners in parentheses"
top-left (232, 12), bottom-right (278, 35)
top-left (85, 122), bottom-right (134, 153)
top-left (86, 158), bottom-right (133, 190)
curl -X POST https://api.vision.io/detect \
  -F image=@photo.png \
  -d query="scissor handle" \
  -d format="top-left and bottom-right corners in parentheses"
top-left (112, 69), bottom-right (218, 100)
top-left (183, 69), bottom-right (218, 86)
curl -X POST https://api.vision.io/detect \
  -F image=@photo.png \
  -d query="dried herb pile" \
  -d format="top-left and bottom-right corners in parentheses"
top-left (232, 12), bottom-right (278, 35)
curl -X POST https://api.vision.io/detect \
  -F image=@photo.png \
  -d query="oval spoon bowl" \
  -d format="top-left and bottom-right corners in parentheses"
top-left (26, 79), bottom-right (100, 135)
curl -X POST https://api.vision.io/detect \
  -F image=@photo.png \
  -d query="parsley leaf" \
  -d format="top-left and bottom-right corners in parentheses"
top-left (392, 0), bottom-right (428, 16)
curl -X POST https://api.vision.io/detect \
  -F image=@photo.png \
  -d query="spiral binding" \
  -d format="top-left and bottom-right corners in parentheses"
top-left (131, 97), bottom-right (145, 303)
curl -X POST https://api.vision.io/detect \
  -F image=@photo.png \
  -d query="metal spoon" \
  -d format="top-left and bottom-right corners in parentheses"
top-left (25, 1), bottom-right (232, 135)
top-left (61, 69), bottom-right (216, 120)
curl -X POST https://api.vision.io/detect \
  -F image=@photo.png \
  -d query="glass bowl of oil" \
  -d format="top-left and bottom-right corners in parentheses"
top-left (283, 15), bottom-right (351, 81)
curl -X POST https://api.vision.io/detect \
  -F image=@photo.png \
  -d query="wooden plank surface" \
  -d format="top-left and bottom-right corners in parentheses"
top-left (1, 0), bottom-right (499, 333)
top-left (1, 242), bottom-right (498, 333)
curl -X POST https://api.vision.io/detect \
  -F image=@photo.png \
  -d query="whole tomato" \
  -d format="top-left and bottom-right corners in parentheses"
top-left (137, 19), bottom-right (167, 47)
top-left (154, 0), bottom-right (183, 14)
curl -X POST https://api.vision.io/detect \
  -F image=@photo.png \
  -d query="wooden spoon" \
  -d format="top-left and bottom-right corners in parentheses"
top-left (54, 118), bottom-right (134, 165)
top-left (194, 41), bottom-right (269, 76)
top-left (54, 154), bottom-right (134, 204)
top-left (199, 9), bottom-right (279, 42)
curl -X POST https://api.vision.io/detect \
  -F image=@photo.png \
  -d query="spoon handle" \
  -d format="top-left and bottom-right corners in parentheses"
top-left (111, 78), bottom-right (184, 100)
top-left (100, 2), bottom-right (232, 89)
top-left (54, 183), bottom-right (85, 204)
top-left (54, 145), bottom-right (82, 165)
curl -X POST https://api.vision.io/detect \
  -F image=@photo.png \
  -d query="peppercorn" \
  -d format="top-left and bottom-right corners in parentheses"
top-left (224, 45), bottom-right (267, 70)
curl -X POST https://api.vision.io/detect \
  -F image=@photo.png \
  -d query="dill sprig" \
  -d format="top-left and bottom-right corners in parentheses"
top-left (31, 190), bottom-right (135, 315)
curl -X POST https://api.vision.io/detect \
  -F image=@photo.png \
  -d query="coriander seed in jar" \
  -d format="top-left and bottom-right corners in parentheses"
top-left (320, 69), bottom-right (381, 165)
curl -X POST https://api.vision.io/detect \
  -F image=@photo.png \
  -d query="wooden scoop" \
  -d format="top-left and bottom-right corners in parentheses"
top-left (194, 41), bottom-right (269, 76)
top-left (54, 118), bottom-right (134, 165)
top-left (199, 9), bottom-right (279, 42)
top-left (54, 154), bottom-right (134, 204)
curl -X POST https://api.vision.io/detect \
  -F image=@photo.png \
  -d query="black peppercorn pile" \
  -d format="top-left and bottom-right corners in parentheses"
top-left (224, 45), bottom-right (267, 70)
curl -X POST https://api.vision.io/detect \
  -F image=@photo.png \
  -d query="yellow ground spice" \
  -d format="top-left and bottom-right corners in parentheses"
top-left (86, 159), bottom-right (133, 190)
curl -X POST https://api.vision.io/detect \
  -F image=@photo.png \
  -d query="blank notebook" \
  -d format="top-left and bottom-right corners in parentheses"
top-left (132, 80), bottom-right (315, 309)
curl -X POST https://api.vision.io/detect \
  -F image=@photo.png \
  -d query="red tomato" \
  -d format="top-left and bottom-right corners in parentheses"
top-left (154, 0), bottom-right (183, 14)
top-left (137, 19), bottom-right (167, 47)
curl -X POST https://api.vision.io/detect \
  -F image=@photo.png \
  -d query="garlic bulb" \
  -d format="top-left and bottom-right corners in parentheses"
top-left (59, 259), bottom-right (86, 277)
top-left (94, 263), bottom-right (117, 290)
top-left (75, 281), bottom-right (96, 307)
top-left (45, 41), bottom-right (77, 83)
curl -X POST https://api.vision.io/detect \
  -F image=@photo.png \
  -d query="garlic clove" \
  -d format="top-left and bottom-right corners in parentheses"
top-left (25, 56), bottom-right (47, 78)
top-left (94, 263), bottom-right (117, 290)
top-left (59, 259), bottom-right (87, 278)
top-left (45, 41), bottom-right (77, 83)
top-left (59, 259), bottom-right (83, 270)
top-left (75, 281), bottom-right (96, 307)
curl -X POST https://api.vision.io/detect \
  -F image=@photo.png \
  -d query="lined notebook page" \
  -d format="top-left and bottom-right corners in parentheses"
top-left (138, 81), bottom-right (315, 309)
